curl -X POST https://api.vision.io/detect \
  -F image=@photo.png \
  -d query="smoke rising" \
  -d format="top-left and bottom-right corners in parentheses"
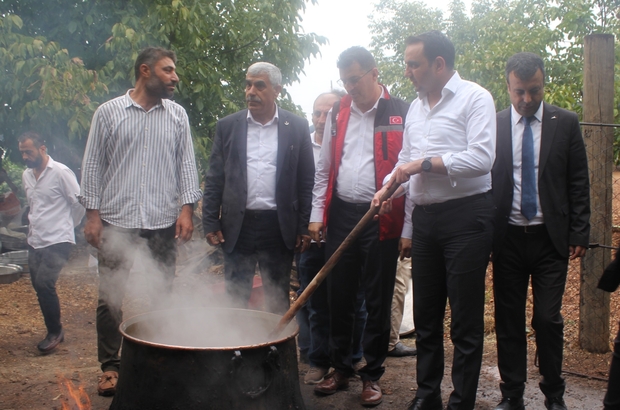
top-left (93, 228), bottom-right (297, 349)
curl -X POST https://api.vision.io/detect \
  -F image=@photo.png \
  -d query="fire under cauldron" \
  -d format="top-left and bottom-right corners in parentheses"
top-left (109, 307), bottom-right (304, 410)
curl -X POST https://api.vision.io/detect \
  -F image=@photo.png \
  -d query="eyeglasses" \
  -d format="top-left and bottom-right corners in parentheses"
top-left (337, 68), bottom-right (374, 87)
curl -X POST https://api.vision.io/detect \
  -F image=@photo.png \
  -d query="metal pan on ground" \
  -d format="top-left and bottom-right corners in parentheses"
top-left (0, 264), bottom-right (23, 285)
top-left (0, 250), bottom-right (28, 274)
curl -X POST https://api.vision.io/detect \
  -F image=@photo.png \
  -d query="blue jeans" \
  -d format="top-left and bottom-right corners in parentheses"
top-left (297, 243), bottom-right (367, 369)
top-left (28, 243), bottom-right (72, 335)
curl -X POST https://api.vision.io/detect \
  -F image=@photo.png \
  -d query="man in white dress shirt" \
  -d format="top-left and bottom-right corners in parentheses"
top-left (375, 31), bottom-right (496, 410)
top-left (203, 62), bottom-right (315, 315)
top-left (491, 52), bottom-right (589, 410)
top-left (310, 47), bottom-right (409, 407)
top-left (18, 131), bottom-right (84, 353)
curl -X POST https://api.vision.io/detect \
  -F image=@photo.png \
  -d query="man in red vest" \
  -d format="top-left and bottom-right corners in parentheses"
top-left (309, 46), bottom-right (409, 407)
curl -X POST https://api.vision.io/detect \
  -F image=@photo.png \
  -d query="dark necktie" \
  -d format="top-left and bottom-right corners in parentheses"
top-left (521, 116), bottom-right (537, 220)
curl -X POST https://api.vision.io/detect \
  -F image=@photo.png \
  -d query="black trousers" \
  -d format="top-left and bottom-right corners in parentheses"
top-left (411, 192), bottom-right (494, 410)
top-left (224, 210), bottom-right (294, 315)
top-left (325, 196), bottom-right (399, 381)
top-left (28, 243), bottom-right (72, 335)
top-left (604, 322), bottom-right (620, 409)
top-left (97, 223), bottom-right (177, 373)
top-left (493, 224), bottom-right (568, 399)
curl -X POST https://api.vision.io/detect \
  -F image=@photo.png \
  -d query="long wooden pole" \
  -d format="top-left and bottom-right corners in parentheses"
top-left (270, 182), bottom-right (401, 338)
top-left (581, 33), bottom-right (614, 353)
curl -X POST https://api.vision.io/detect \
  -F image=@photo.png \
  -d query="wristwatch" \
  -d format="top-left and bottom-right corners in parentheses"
top-left (422, 157), bottom-right (432, 172)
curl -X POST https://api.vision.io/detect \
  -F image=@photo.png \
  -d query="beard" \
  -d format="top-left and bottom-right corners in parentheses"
top-left (146, 76), bottom-right (175, 99)
top-left (24, 156), bottom-right (42, 169)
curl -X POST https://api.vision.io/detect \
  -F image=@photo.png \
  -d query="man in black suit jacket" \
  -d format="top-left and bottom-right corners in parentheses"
top-left (202, 62), bottom-right (315, 314)
top-left (492, 52), bottom-right (590, 410)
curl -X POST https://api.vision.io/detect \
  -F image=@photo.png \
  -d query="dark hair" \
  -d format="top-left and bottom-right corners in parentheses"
top-left (337, 46), bottom-right (376, 71)
top-left (18, 131), bottom-right (45, 148)
top-left (134, 47), bottom-right (177, 80)
top-left (405, 30), bottom-right (455, 69)
top-left (505, 52), bottom-right (545, 83)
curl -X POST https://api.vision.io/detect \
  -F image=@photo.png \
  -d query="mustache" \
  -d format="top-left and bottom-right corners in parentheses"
top-left (246, 96), bottom-right (262, 103)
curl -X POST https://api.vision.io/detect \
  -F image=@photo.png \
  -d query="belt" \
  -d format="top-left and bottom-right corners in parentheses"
top-left (244, 209), bottom-right (277, 218)
top-left (419, 191), bottom-right (491, 213)
top-left (333, 196), bottom-right (371, 213)
top-left (507, 224), bottom-right (546, 234)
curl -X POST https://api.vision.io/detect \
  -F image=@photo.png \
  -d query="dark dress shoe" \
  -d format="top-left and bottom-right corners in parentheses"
top-left (494, 397), bottom-right (525, 410)
top-left (387, 341), bottom-right (418, 357)
top-left (545, 397), bottom-right (567, 410)
top-left (37, 329), bottom-right (64, 353)
top-left (361, 380), bottom-right (382, 407)
top-left (406, 393), bottom-right (443, 410)
top-left (314, 371), bottom-right (349, 395)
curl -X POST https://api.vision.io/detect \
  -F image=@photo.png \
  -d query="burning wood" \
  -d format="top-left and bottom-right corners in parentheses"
top-left (57, 375), bottom-right (91, 410)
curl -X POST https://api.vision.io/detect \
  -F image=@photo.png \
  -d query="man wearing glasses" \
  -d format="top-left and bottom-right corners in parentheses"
top-left (309, 46), bottom-right (409, 407)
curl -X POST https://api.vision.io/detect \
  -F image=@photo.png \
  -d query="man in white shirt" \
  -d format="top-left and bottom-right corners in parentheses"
top-left (297, 91), bottom-right (340, 369)
top-left (491, 52), bottom-right (589, 410)
top-left (310, 47), bottom-right (409, 407)
top-left (298, 91), bottom-right (368, 385)
top-left (375, 31), bottom-right (496, 410)
top-left (203, 62), bottom-right (315, 315)
top-left (18, 131), bottom-right (84, 353)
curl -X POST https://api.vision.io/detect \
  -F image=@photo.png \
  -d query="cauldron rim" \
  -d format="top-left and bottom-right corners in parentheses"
top-left (118, 307), bottom-right (298, 351)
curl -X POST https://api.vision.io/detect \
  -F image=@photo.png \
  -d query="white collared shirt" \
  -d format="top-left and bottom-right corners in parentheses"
top-left (311, 92), bottom-right (384, 223)
top-left (310, 131), bottom-right (322, 169)
top-left (246, 106), bottom-right (279, 210)
top-left (390, 72), bottom-right (496, 237)
top-left (509, 103), bottom-right (544, 225)
top-left (23, 157), bottom-right (85, 248)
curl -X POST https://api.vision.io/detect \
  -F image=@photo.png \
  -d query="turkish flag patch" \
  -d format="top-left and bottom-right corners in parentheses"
top-left (389, 116), bottom-right (403, 125)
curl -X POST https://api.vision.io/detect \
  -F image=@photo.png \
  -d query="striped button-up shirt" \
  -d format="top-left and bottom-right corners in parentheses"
top-left (80, 90), bottom-right (202, 230)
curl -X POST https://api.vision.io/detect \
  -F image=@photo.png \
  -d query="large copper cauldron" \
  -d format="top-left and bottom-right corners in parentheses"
top-left (109, 307), bottom-right (304, 410)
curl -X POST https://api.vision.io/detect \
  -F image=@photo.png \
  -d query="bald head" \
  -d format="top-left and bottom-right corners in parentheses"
top-left (312, 93), bottom-right (341, 144)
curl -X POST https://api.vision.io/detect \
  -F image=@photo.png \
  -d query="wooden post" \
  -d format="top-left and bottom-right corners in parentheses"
top-left (581, 34), bottom-right (614, 353)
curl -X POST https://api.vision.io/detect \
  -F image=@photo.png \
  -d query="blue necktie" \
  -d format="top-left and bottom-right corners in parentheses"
top-left (521, 116), bottom-right (537, 220)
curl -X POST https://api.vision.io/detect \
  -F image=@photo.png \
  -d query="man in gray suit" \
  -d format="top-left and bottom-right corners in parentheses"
top-left (202, 62), bottom-right (315, 314)
top-left (492, 52), bottom-right (590, 410)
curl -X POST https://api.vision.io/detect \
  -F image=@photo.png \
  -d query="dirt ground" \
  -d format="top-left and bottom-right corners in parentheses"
top-left (3, 169), bottom-right (620, 410)
top-left (0, 242), bottom-right (616, 410)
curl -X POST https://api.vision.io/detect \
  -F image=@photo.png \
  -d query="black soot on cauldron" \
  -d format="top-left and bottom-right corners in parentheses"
top-left (109, 307), bottom-right (304, 410)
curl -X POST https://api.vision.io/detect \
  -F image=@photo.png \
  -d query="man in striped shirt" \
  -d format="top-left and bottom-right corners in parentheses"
top-left (80, 47), bottom-right (202, 396)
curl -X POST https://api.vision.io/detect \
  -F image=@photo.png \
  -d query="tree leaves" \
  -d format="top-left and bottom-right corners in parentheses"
top-left (0, 0), bottom-right (325, 170)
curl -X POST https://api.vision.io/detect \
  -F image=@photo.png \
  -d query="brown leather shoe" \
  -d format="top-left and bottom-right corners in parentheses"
top-left (97, 371), bottom-right (118, 396)
top-left (314, 371), bottom-right (349, 395)
top-left (361, 380), bottom-right (383, 407)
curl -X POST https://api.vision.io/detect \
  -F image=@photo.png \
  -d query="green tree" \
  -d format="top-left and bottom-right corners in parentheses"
top-left (369, 0), bottom-right (444, 102)
top-left (1, 0), bottom-right (326, 169)
top-left (369, 0), bottom-right (620, 114)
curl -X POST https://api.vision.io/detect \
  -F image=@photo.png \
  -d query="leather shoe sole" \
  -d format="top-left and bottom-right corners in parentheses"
top-left (407, 393), bottom-right (443, 410)
top-left (98, 370), bottom-right (119, 396)
top-left (494, 397), bottom-right (525, 410)
top-left (314, 371), bottom-right (349, 395)
top-left (387, 341), bottom-right (418, 357)
top-left (361, 380), bottom-right (382, 407)
top-left (545, 397), bottom-right (567, 410)
top-left (37, 329), bottom-right (65, 353)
